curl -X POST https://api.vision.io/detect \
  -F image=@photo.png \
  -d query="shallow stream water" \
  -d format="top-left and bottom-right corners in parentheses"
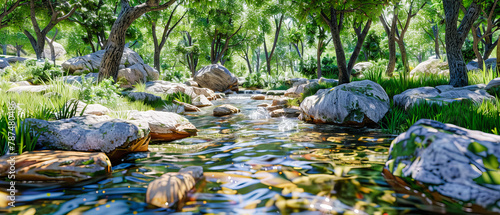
top-left (4, 95), bottom-right (445, 214)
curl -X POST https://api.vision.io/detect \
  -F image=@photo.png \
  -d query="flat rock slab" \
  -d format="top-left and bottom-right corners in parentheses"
top-left (394, 85), bottom-right (495, 110)
top-left (146, 166), bottom-right (203, 208)
top-left (385, 119), bottom-right (500, 210)
top-left (0, 150), bottom-right (111, 183)
top-left (7, 85), bottom-right (50, 94)
top-left (129, 110), bottom-right (197, 141)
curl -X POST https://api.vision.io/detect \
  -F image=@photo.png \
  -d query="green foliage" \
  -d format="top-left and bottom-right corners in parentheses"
top-left (78, 76), bottom-right (119, 105)
top-left (298, 56), bottom-right (317, 78)
top-left (362, 30), bottom-right (382, 61)
top-left (321, 55), bottom-right (339, 79)
top-left (54, 99), bottom-right (83, 120)
top-left (162, 69), bottom-right (189, 82)
top-left (462, 40), bottom-right (476, 63)
top-left (381, 100), bottom-right (500, 134)
top-left (26, 60), bottom-right (63, 85)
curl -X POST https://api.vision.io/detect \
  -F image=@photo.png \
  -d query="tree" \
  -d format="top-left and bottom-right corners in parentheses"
top-left (23, 0), bottom-right (79, 60)
top-left (262, 13), bottom-right (283, 74)
top-left (176, 31), bottom-right (199, 77)
top-left (69, 0), bottom-right (116, 53)
top-left (146, 2), bottom-right (186, 72)
top-left (0, 0), bottom-right (26, 30)
top-left (98, 0), bottom-right (177, 82)
top-left (380, 0), bottom-right (427, 75)
top-left (305, 16), bottom-right (331, 78)
top-left (443, 0), bottom-right (481, 87)
top-left (45, 28), bottom-right (59, 66)
top-left (296, 1), bottom-right (389, 84)
top-left (471, 0), bottom-right (499, 69)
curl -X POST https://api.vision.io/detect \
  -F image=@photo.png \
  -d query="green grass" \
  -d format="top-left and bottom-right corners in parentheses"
top-left (381, 99), bottom-right (500, 134)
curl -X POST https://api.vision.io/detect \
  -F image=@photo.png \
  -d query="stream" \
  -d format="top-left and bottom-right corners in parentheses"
top-left (5, 94), bottom-right (439, 214)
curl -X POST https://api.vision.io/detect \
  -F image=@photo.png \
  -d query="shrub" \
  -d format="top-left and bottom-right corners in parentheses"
top-left (27, 61), bottom-right (63, 84)
top-left (78, 76), bottom-right (120, 105)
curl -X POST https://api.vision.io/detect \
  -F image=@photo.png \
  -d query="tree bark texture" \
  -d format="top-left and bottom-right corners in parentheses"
top-left (264, 14), bottom-right (284, 74)
top-left (443, 0), bottom-right (480, 87)
top-left (98, 0), bottom-right (176, 82)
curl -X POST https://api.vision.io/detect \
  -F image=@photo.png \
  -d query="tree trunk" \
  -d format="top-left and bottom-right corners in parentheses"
top-left (255, 47), bottom-right (260, 73)
top-left (380, 6), bottom-right (398, 77)
top-left (432, 24), bottom-right (440, 59)
top-left (1, 45), bottom-right (6, 55)
top-left (397, 40), bottom-right (410, 73)
top-left (263, 38), bottom-right (270, 74)
top-left (330, 26), bottom-right (349, 84)
top-left (263, 14), bottom-right (284, 75)
top-left (243, 47), bottom-right (253, 74)
top-left (497, 34), bottom-right (500, 75)
top-left (443, 0), bottom-right (480, 87)
top-left (472, 27), bottom-right (484, 70)
top-left (317, 40), bottom-right (323, 78)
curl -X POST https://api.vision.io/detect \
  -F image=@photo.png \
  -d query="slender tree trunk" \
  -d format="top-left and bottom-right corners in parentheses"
top-left (443, 0), bottom-right (480, 87)
top-left (317, 40), bottom-right (323, 78)
top-left (432, 24), bottom-right (440, 59)
top-left (263, 38), bottom-right (270, 74)
top-left (293, 43), bottom-right (302, 59)
top-left (472, 27), bottom-right (484, 70)
top-left (1, 45), bottom-right (6, 55)
top-left (497, 34), bottom-right (500, 75)
top-left (243, 47), bottom-right (253, 74)
top-left (380, 6), bottom-right (398, 77)
top-left (255, 47), bottom-right (260, 73)
top-left (263, 14), bottom-right (284, 74)
top-left (397, 40), bottom-right (410, 73)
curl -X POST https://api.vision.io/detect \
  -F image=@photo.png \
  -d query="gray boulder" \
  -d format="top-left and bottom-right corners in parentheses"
top-left (352, 62), bottom-right (373, 76)
top-left (7, 85), bottom-right (50, 94)
top-left (299, 80), bottom-right (389, 126)
top-left (410, 58), bottom-right (449, 76)
top-left (127, 92), bottom-right (162, 103)
top-left (394, 85), bottom-right (495, 110)
top-left (385, 119), bottom-right (500, 210)
top-left (145, 80), bottom-right (216, 100)
top-left (467, 58), bottom-right (497, 71)
top-left (486, 78), bottom-right (500, 94)
top-left (27, 115), bottom-right (149, 160)
top-left (5, 57), bottom-right (27, 64)
top-left (62, 48), bottom-right (159, 86)
top-left (194, 64), bottom-right (238, 92)
top-left (192, 95), bottom-right (213, 107)
top-left (0, 59), bottom-right (10, 69)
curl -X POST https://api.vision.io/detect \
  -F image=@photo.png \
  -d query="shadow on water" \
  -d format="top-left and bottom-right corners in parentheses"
top-left (3, 94), bottom-right (450, 214)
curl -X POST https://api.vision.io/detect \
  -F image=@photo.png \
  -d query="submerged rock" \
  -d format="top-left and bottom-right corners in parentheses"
top-left (394, 85), bottom-right (495, 110)
top-left (27, 115), bottom-right (149, 160)
top-left (0, 150), bottom-right (111, 183)
top-left (129, 110), bottom-right (197, 141)
top-left (194, 64), bottom-right (238, 92)
top-left (213, 104), bottom-right (240, 116)
top-left (146, 166), bottom-right (203, 208)
top-left (385, 119), bottom-right (500, 210)
top-left (299, 80), bottom-right (389, 126)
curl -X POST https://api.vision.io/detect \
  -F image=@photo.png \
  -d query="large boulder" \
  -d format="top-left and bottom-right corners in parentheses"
top-left (193, 64), bottom-right (238, 92)
top-left (0, 59), bottom-right (10, 69)
top-left (410, 58), bottom-right (449, 76)
top-left (486, 78), bottom-right (500, 94)
top-left (467, 58), bottom-right (497, 71)
top-left (0, 150), bottom-right (111, 183)
top-left (61, 48), bottom-right (159, 86)
top-left (394, 85), bottom-right (495, 110)
top-left (299, 80), bottom-right (390, 126)
top-left (385, 119), bottom-right (500, 210)
top-left (128, 110), bottom-right (197, 141)
top-left (43, 41), bottom-right (67, 59)
top-left (27, 115), bottom-right (149, 160)
top-left (145, 80), bottom-right (217, 100)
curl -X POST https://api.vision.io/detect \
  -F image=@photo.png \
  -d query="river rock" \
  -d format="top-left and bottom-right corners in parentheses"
top-left (266, 90), bottom-right (286, 96)
top-left (394, 85), bottom-right (495, 110)
top-left (127, 92), bottom-right (162, 103)
top-left (129, 110), bottom-right (197, 141)
top-left (77, 101), bottom-right (110, 116)
top-left (285, 82), bottom-right (319, 98)
top-left (173, 100), bottom-right (201, 112)
top-left (146, 166), bottom-right (203, 208)
top-left (213, 104), bottom-right (240, 116)
top-left (0, 150), bottom-right (111, 183)
top-left (27, 115), bottom-right (149, 160)
top-left (299, 80), bottom-right (389, 126)
top-left (0, 59), bottom-right (10, 69)
top-left (467, 58), bottom-right (497, 71)
top-left (145, 80), bottom-right (217, 100)
top-left (284, 107), bottom-right (301, 117)
top-left (272, 98), bottom-right (289, 106)
top-left (194, 64), bottom-right (238, 92)
top-left (6, 85), bottom-right (50, 94)
top-left (385, 119), bottom-right (500, 209)
top-left (267, 105), bottom-right (284, 112)
top-left (410, 58), bottom-right (449, 76)
top-left (285, 78), bottom-right (309, 86)
top-left (5, 57), bottom-right (27, 64)
top-left (62, 48), bottom-right (159, 86)
top-left (43, 41), bottom-right (66, 59)
top-left (251, 94), bottom-right (266, 100)
top-left (192, 95), bottom-right (213, 107)
top-left (270, 109), bottom-right (285, 117)
top-left (352, 62), bottom-right (373, 76)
